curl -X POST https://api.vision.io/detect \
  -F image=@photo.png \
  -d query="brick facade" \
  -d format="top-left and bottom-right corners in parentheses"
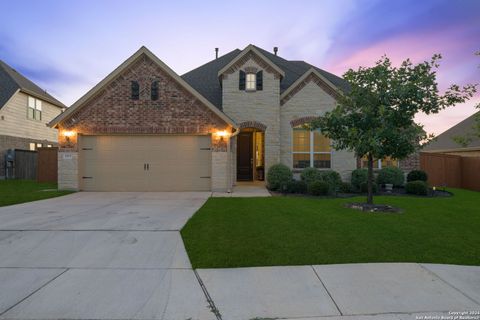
top-left (399, 152), bottom-right (420, 172)
top-left (57, 52), bottom-right (231, 191)
top-left (58, 53), bottom-right (229, 150)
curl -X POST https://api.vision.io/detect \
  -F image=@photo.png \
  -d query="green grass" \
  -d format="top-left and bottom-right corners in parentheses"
top-left (181, 189), bottom-right (480, 268)
top-left (0, 180), bottom-right (74, 207)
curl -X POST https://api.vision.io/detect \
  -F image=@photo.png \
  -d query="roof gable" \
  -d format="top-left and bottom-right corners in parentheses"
top-left (181, 45), bottom-right (349, 110)
top-left (49, 46), bottom-right (237, 128)
top-left (423, 111), bottom-right (480, 152)
top-left (217, 45), bottom-right (285, 79)
top-left (0, 60), bottom-right (65, 109)
top-left (280, 68), bottom-right (342, 105)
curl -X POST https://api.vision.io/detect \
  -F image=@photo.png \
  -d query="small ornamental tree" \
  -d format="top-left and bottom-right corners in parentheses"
top-left (311, 55), bottom-right (477, 204)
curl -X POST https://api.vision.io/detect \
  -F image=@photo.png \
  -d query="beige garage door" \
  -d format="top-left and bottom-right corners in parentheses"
top-left (79, 135), bottom-right (211, 191)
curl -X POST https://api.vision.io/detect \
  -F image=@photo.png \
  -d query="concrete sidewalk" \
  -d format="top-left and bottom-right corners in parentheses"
top-left (197, 263), bottom-right (480, 320)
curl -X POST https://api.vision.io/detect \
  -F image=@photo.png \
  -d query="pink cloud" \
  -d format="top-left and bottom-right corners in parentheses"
top-left (325, 29), bottom-right (479, 136)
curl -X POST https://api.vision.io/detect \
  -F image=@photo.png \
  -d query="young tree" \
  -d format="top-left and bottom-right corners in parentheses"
top-left (311, 55), bottom-right (477, 204)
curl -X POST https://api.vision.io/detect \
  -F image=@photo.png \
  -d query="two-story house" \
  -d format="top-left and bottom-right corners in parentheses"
top-left (0, 60), bottom-right (65, 178)
top-left (49, 45), bottom-right (357, 191)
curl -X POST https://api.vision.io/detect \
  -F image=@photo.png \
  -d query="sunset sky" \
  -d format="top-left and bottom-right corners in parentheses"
top-left (1, 0), bottom-right (478, 136)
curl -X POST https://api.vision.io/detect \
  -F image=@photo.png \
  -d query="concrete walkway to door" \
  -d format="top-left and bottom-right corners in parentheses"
top-left (213, 181), bottom-right (271, 197)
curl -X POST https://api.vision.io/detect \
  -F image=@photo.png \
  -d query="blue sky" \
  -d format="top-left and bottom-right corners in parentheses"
top-left (1, 0), bottom-right (479, 135)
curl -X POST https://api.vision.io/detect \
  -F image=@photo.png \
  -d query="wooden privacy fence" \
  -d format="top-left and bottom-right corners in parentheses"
top-left (13, 149), bottom-right (38, 180)
top-left (37, 147), bottom-right (58, 183)
top-left (420, 152), bottom-right (480, 192)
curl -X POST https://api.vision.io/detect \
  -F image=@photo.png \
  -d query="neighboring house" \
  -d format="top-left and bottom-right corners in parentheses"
top-left (49, 45), bottom-right (358, 191)
top-left (423, 111), bottom-right (480, 156)
top-left (0, 60), bottom-right (65, 178)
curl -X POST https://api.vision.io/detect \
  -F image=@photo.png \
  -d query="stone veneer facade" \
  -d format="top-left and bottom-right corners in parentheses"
top-left (57, 53), bottom-right (231, 191)
top-left (280, 79), bottom-right (356, 181)
top-left (221, 57), bottom-right (281, 175)
top-left (221, 54), bottom-right (357, 182)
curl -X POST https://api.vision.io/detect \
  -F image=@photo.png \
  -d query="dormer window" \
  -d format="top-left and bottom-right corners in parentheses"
top-left (246, 73), bottom-right (256, 91)
top-left (239, 70), bottom-right (263, 91)
top-left (131, 81), bottom-right (139, 100)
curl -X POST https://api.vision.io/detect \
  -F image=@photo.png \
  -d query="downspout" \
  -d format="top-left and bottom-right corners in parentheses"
top-left (227, 126), bottom-right (240, 193)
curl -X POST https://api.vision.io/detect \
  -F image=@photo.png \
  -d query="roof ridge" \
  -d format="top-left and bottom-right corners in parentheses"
top-left (182, 49), bottom-right (241, 76)
top-left (0, 59), bottom-right (65, 108)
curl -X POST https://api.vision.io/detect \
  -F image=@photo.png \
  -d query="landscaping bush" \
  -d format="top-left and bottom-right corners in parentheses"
top-left (319, 170), bottom-right (343, 194)
top-left (405, 180), bottom-right (428, 195)
top-left (360, 182), bottom-right (378, 193)
top-left (308, 180), bottom-right (330, 196)
top-left (377, 167), bottom-right (405, 187)
top-left (351, 169), bottom-right (368, 191)
top-left (407, 170), bottom-right (428, 182)
top-left (339, 182), bottom-right (353, 193)
top-left (300, 167), bottom-right (322, 185)
top-left (267, 164), bottom-right (293, 191)
top-left (286, 180), bottom-right (307, 194)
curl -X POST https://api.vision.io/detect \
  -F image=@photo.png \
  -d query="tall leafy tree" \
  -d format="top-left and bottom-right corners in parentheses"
top-left (311, 55), bottom-right (477, 204)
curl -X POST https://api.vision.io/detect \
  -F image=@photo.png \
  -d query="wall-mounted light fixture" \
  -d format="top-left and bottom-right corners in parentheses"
top-left (215, 130), bottom-right (229, 142)
top-left (62, 130), bottom-right (75, 143)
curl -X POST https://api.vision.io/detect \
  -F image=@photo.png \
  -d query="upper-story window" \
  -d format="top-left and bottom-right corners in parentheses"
top-left (246, 73), bottom-right (256, 90)
top-left (27, 96), bottom-right (42, 121)
top-left (151, 81), bottom-right (159, 101)
top-left (239, 70), bottom-right (263, 91)
top-left (292, 126), bottom-right (331, 169)
top-left (131, 81), bottom-right (140, 100)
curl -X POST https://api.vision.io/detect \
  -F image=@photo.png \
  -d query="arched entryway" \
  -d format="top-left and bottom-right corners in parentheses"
top-left (237, 121), bottom-right (266, 181)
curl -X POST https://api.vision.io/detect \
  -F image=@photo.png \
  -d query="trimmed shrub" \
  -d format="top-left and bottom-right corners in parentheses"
top-left (319, 170), bottom-right (343, 194)
top-left (351, 169), bottom-right (368, 191)
top-left (406, 180), bottom-right (428, 195)
top-left (267, 164), bottom-right (293, 191)
top-left (360, 182), bottom-right (378, 193)
top-left (377, 167), bottom-right (405, 187)
top-left (339, 182), bottom-right (353, 193)
top-left (407, 170), bottom-right (428, 182)
top-left (286, 180), bottom-right (307, 194)
top-left (308, 180), bottom-right (330, 196)
top-left (300, 167), bottom-right (322, 185)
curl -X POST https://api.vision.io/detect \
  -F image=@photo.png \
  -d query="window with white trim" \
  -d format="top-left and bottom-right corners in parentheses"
top-left (292, 126), bottom-right (331, 169)
top-left (246, 73), bottom-right (256, 90)
top-left (27, 96), bottom-right (42, 121)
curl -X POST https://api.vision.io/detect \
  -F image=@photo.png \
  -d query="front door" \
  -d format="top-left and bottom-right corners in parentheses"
top-left (237, 132), bottom-right (253, 181)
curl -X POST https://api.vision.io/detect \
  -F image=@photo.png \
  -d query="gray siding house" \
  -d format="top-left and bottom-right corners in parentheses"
top-left (0, 60), bottom-right (65, 178)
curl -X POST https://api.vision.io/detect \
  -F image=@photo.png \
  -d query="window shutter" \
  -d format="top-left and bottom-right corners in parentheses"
top-left (131, 81), bottom-right (140, 100)
top-left (256, 71), bottom-right (263, 90)
top-left (239, 70), bottom-right (246, 90)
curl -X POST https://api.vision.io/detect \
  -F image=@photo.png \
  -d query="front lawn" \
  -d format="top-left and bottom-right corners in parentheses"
top-left (181, 189), bottom-right (480, 268)
top-left (0, 180), bottom-right (73, 207)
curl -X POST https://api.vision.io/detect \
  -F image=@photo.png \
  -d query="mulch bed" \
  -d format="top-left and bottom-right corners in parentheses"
top-left (345, 202), bottom-right (403, 214)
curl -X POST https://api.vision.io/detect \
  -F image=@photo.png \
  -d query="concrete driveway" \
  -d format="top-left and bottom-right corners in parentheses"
top-left (0, 192), bottom-right (215, 320)
top-left (1, 193), bottom-right (479, 320)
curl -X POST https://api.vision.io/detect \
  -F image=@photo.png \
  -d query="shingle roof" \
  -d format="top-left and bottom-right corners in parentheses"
top-left (181, 45), bottom-right (349, 110)
top-left (181, 49), bottom-right (241, 110)
top-left (423, 111), bottom-right (480, 151)
top-left (0, 60), bottom-right (65, 109)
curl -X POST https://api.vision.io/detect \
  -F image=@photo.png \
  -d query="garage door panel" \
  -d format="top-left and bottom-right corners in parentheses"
top-left (79, 135), bottom-right (211, 191)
